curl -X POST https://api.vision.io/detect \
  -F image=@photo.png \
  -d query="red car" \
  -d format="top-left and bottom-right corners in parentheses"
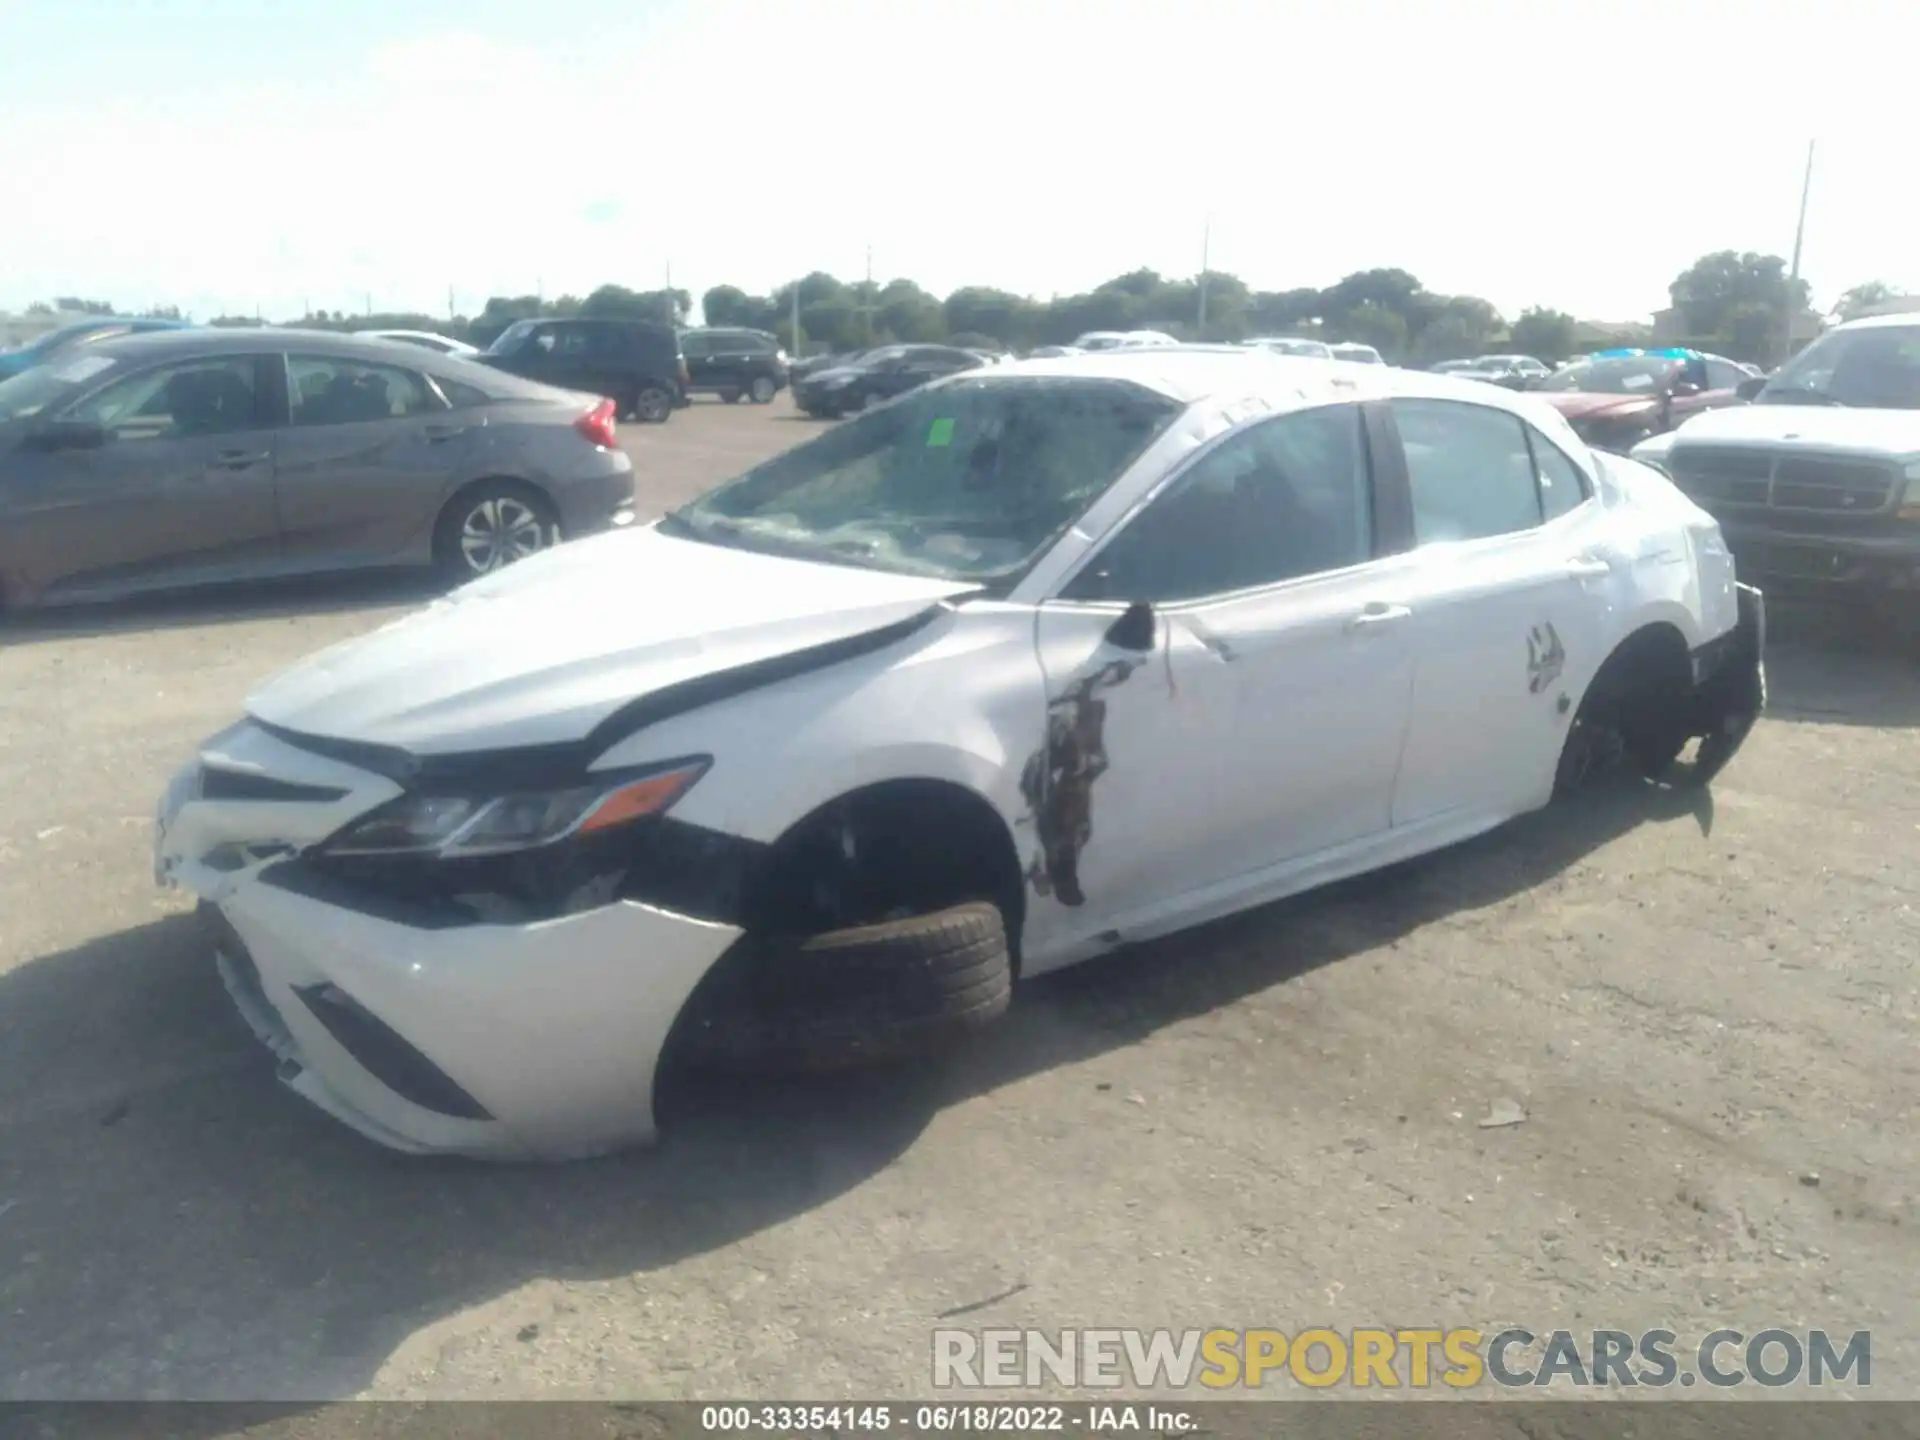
top-left (1532, 349), bottom-right (1757, 454)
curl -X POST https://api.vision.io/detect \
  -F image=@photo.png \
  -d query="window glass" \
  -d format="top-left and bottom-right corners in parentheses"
top-left (1393, 399), bottom-right (1543, 544)
top-left (1064, 403), bottom-right (1373, 603)
top-left (1704, 358), bottom-right (1747, 391)
top-left (63, 357), bottom-right (260, 440)
top-left (1530, 430), bottom-right (1589, 522)
top-left (433, 376), bottom-right (492, 408)
top-left (667, 376), bottom-right (1180, 583)
top-left (680, 332), bottom-right (712, 358)
top-left (287, 356), bottom-right (441, 425)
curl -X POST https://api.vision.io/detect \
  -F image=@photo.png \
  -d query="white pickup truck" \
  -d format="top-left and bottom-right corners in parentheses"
top-left (1633, 312), bottom-right (1920, 594)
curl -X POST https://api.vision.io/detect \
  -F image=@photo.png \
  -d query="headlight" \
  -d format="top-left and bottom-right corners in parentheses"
top-left (318, 758), bottom-right (709, 859)
top-left (1899, 466), bottom-right (1920, 520)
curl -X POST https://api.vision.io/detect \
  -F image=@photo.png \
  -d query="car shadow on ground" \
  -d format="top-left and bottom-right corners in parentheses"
top-left (1762, 594), bottom-right (1920, 728)
top-left (0, 571), bottom-right (443, 648)
top-left (0, 774), bottom-right (1706, 1408)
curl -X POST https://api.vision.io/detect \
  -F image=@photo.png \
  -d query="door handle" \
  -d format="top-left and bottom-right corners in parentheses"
top-left (213, 449), bottom-right (269, 469)
top-left (1345, 602), bottom-right (1411, 634)
top-left (1565, 556), bottom-right (1614, 579)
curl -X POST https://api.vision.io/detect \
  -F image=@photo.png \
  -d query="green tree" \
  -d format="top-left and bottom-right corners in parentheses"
top-left (1335, 301), bottom-right (1411, 362)
top-left (25, 301), bottom-right (55, 316)
top-left (1508, 307), bottom-right (1578, 363)
top-left (876, 279), bottom-right (944, 343)
top-left (943, 286), bottom-right (1033, 346)
top-left (1669, 250), bottom-right (1809, 341)
top-left (52, 296), bottom-right (115, 314)
top-left (1834, 280), bottom-right (1900, 321)
top-left (580, 284), bottom-right (687, 324)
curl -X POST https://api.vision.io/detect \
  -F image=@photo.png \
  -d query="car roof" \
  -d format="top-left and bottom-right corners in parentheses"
top-left (972, 345), bottom-right (1561, 414)
top-left (34, 326), bottom-right (483, 367)
top-left (1831, 310), bottom-right (1920, 332)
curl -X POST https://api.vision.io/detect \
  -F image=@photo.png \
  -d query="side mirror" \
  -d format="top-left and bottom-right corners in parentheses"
top-left (1105, 599), bottom-right (1157, 652)
top-left (23, 418), bottom-right (110, 453)
top-left (1668, 379), bottom-right (1703, 398)
top-left (1736, 376), bottom-right (1767, 401)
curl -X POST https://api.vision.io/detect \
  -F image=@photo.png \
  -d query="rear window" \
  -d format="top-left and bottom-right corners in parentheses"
top-left (482, 320), bottom-right (540, 355)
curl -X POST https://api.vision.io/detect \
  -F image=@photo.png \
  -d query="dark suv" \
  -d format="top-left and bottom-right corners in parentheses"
top-left (680, 328), bottom-right (789, 404)
top-left (475, 318), bottom-right (688, 423)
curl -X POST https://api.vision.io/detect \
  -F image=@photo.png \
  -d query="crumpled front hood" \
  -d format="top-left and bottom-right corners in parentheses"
top-left (246, 527), bottom-right (974, 755)
top-left (1667, 402), bottom-right (1920, 456)
top-left (1539, 391), bottom-right (1659, 421)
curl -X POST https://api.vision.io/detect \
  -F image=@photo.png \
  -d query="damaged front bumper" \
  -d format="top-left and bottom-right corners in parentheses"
top-left (1687, 582), bottom-right (1767, 785)
top-left (154, 727), bottom-right (741, 1160)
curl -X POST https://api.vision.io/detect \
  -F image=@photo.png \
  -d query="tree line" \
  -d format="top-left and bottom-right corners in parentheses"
top-left (28, 249), bottom-right (1890, 368)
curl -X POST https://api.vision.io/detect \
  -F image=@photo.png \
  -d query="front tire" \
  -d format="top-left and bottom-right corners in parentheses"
top-left (749, 375), bottom-right (778, 404)
top-left (433, 481), bottom-right (559, 583)
top-left (668, 901), bottom-right (1013, 1074)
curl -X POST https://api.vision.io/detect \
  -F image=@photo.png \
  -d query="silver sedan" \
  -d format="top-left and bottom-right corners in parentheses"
top-left (0, 328), bottom-right (634, 610)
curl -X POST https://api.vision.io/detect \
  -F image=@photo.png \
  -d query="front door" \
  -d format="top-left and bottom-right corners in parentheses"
top-left (2, 353), bottom-right (281, 601)
top-left (273, 352), bottom-right (466, 566)
top-left (1022, 401), bottom-right (1416, 962)
top-left (1382, 397), bottom-right (1610, 826)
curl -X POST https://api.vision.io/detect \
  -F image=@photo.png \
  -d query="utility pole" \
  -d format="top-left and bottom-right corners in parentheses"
top-left (364, 291), bottom-right (372, 318)
top-left (1197, 218), bottom-right (1212, 337)
top-left (790, 284), bottom-right (804, 358)
top-left (665, 262), bottom-right (675, 323)
top-left (448, 285), bottom-right (456, 321)
top-left (863, 245), bottom-right (876, 345)
top-left (1778, 140), bottom-right (1815, 367)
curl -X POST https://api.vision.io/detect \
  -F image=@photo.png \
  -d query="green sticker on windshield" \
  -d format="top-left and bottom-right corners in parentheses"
top-left (926, 417), bottom-right (955, 447)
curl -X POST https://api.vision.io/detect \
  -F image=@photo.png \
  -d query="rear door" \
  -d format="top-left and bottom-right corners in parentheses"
top-left (680, 330), bottom-right (717, 391)
top-left (1, 352), bottom-right (281, 600)
top-left (1381, 397), bottom-right (1610, 826)
top-left (272, 351), bottom-right (466, 566)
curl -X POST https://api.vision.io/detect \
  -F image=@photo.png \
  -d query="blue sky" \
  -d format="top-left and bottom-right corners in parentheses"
top-left (1, 0), bottom-right (1911, 325)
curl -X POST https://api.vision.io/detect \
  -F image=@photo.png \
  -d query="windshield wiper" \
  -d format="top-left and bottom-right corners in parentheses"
top-left (1758, 385), bottom-right (1847, 406)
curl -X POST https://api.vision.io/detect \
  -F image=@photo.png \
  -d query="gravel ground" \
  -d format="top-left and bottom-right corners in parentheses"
top-left (1, 396), bottom-right (1916, 1414)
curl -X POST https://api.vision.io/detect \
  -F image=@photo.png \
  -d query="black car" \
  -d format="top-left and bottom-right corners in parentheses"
top-left (474, 318), bottom-right (689, 423)
top-left (679, 327), bottom-right (789, 404)
top-left (792, 345), bottom-right (987, 418)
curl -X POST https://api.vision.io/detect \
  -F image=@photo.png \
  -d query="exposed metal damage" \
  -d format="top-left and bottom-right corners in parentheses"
top-left (1020, 654), bottom-right (1147, 907)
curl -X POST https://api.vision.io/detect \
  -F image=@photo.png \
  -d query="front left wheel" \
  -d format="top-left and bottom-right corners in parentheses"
top-left (433, 482), bottom-right (559, 583)
top-left (667, 901), bottom-right (1013, 1075)
top-left (749, 375), bottom-right (778, 404)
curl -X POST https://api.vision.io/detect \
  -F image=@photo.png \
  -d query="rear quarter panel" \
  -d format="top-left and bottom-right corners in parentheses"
top-left (1590, 451), bottom-right (1739, 649)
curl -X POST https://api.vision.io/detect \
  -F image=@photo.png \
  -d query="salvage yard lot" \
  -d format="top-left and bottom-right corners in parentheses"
top-left (2, 395), bottom-right (1918, 1403)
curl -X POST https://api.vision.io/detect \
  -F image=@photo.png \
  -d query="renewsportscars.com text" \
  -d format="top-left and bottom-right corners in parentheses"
top-left (931, 1327), bottom-right (1872, 1390)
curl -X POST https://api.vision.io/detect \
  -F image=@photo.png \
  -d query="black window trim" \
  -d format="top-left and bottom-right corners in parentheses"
top-left (280, 351), bottom-right (450, 428)
top-left (1050, 398), bottom-right (1402, 610)
top-left (1522, 422), bottom-right (1594, 521)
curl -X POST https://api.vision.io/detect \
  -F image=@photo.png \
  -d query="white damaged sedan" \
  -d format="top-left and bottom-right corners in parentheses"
top-left (155, 349), bottom-right (1765, 1160)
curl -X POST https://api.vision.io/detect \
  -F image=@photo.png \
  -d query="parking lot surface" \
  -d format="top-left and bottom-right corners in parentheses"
top-left (2, 396), bottom-right (1917, 1405)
